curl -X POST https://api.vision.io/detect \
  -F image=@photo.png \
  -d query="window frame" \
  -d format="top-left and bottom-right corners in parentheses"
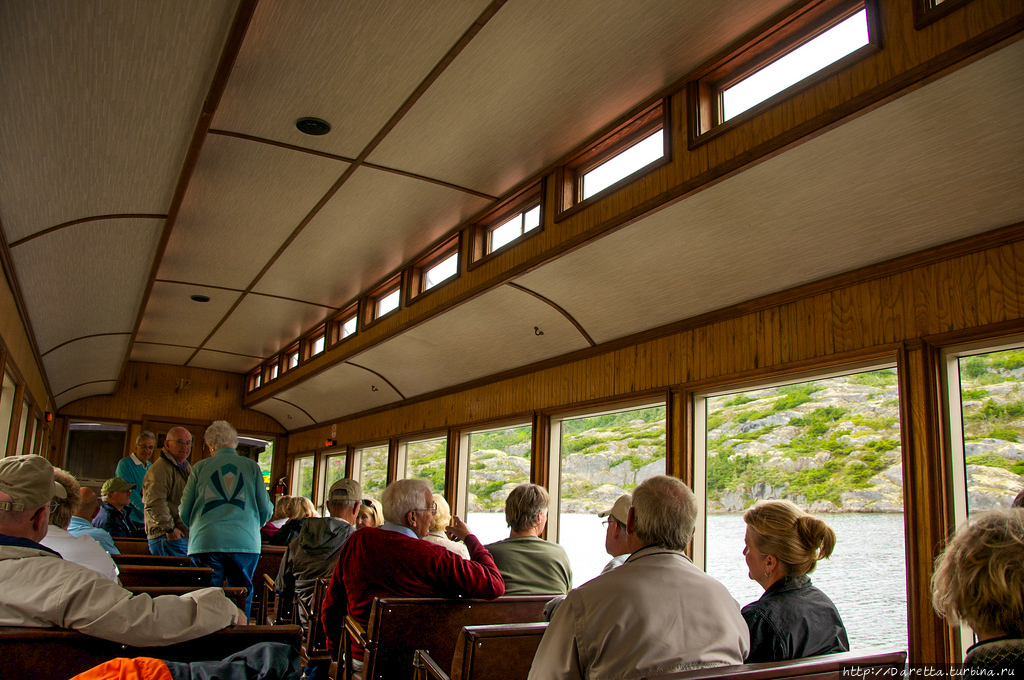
top-left (281, 342), bottom-right (300, 374)
top-left (302, 324), bottom-right (327, 363)
top-left (363, 276), bottom-right (402, 329)
top-left (456, 418), bottom-right (534, 528)
top-left (468, 183), bottom-right (544, 268)
top-left (407, 235), bottom-right (461, 304)
top-left (328, 305), bottom-right (360, 349)
top-left (686, 0), bottom-right (880, 148)
top-left (557, 100), bottom-right (668, 220)
top-left (913, 0), bottom-right (977, 30)
top-left (247, 368), bottom-right (262, 393)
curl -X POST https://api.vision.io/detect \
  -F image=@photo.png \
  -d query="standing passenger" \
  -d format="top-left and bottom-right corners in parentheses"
top-left (116, 430), bottom-right (155, 519)
top-left (486, 483), bottom-right (571, 595)
top-left (142, 426), bottom-right (193, 556)
top-left (180, 420), bottom-right (273, 617)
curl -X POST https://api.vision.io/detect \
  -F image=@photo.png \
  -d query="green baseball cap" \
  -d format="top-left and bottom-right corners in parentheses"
top-left (101, 477), bottom-right (136, 496)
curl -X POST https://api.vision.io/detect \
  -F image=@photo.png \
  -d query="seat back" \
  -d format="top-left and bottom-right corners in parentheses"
top-left (112, 553), bottom-right (192, 568)
top-left (449, 622), bottom-right (548, 680)
top-left (116, 564), bottom-right (213, 587)
top-left (112, 537), bottom-right (151, 555)
top-left (250, 545), bottom-right (287, 623)
top-left (362, 596), bottom-right (549, 680)
top-left (643, 648), bottom-right (908, 680)
top-left (298, 578), bottom-right (331, 663)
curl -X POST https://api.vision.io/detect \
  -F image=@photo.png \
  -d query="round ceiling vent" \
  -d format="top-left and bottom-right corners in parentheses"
top-left (190, 294), bottom-right (211, 303)
top-left (296, 117), bottom-right (331, 135)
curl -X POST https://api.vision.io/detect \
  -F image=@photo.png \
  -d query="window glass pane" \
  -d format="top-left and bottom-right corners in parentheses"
top-left (324, 453), bottom-right (348, 502)
top-left (465, 424), bottom-right (532, 545)
top-left (581, 129), bottom-right (663, 200)
top-left (489, 214), bottom-right (522, 252)
top-left (377, 289), bottom-right (400, 317)
top-left (15, 400), bottom-right (29, 454)
top-left (64, 422), bottom-right (127, 484)
top-left (723, 9), bottom-right (869, 121)
top-left (293, 456), bottom-right (315, 501)
top-left (424, 253), bottom-right (458, 291)
top-left (558, 405), bottom-right (666, 586)
top-left (359, 444), bottom-right (389, 499)
top-left (237, 435), bottom-right (273, 490)
top-left (341, 316), bottom-right (357, 339)
top-left (289, 352), bottom-right (299, 369)
top-left (703, 368), bottom-right (906, 650)
top-left (311, 335), bottom-right (325, 356)
top-left (252, 373), bottom-right (261, 389)
top-left (269, 364), bottom-right (279, 380)
top-left (405, 437), bottom-right (447, 496)
top-left (957, 348), bottom-right (1024, 514)
top-left (0, 372), bottom-right (15, 452)
top-left (523, 205), bottom-right (541, 233)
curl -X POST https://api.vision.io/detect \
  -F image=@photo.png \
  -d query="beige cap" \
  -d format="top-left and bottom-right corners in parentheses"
top-left (0, 455), bottom-right (67, 512)
top-left (597, 494), bottom-right (632, 525)
top-left (329, 478), bottom-right (362, 501)
top-left (101, 477), bottom-right (136, 496)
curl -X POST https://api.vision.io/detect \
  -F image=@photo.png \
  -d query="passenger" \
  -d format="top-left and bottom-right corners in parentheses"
top-left (93, 476), bottom-right (146, 538)
top-left (67, 485), bottom-right (120, 554)
top-left (142, 426), bottom-right (193, 556)
top-left (356, 497), bottom-right (383, 528)
top-left (115, 429), bottom-right (155, 519)
top-left (1013, 488), bottom-right (1024, 508)
top-left (269, 495), bottom-right (317, 546)
top-left (179, 420), bottom-right (273, 618)
top-left (529, 475), bottom-right (748, 679)
top-left (276, 478), bottom-right (361, 680)
top-left (485, 483), bottom-right (571, 595)
top-left (322, 478), bottom-right (504, 668)
top-left (0, 455), bottom-right (244, 644)
top-left (423, 495), bottom-right (470, 559)
top-left (740, 500), bottom-right (848, 663)
top-left (39, 467), bottom-right (119, 582)
top-left (261, 495), bottom-right (294, 540)
top-left (932, 508), bottom-right (1024, 671)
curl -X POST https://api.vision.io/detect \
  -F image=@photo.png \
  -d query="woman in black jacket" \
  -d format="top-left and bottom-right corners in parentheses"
top-left (740, 500), bottom-right (849, 663)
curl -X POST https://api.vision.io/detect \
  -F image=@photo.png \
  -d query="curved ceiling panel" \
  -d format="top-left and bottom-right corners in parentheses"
top-left (0, 0), bottom-right (238, 242)
top-left (137, 282), bottom-right (244, 348)
top-left (254, 166), bottom-right (491, 307)
top-left (46, 335), bottom-right (131, 403)
top-left (249, 398), bottom-right (315, 431)
top-left (12, 218), bottom-right (163, 354)
top-left (156, 134), bottom-right (348, 290)
top-left (189, 349), bottom-right (265, 374)
top-left (54, 381), bottom-right (120, 411)
top-left (516, 41), bottom-right (1024, 345)
top-left (204, 293), bottom-right (332, 362)
top-left (351, 284), bottom-right (592, 397)
top-left (269, 362), bottom-right (403, 426)
top-left (130, 343), bottom-right (196, 367)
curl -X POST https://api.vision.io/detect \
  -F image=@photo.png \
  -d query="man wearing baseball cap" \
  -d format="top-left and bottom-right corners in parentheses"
top-left (0, 454), bottom-right (244, 644)
top-left (93, 476), bottom-right (146, 538)
top-left (597, 494), bottom-right (633, 573)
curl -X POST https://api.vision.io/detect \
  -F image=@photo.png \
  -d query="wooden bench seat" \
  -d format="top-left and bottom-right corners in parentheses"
top-left (117, 564), bottom-right (213, 587)
top-left (414, 622), bottom-right (548, 680)
top-left (644, 648), bottom-right (908, 680)
top-left (344, 595), bottom-right (550, 680)
top-left (0, 624), bottom-right (302, 677)
top-left (112, 537), bottom-right (151, 555)
top-left (113, 553), bottom-right (193, 568)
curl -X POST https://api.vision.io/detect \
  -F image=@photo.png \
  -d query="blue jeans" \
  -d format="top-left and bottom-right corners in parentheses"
top-left (148, 536), bottom-right (188, 556)
top-left (190, 552), bottom-right (260, 618)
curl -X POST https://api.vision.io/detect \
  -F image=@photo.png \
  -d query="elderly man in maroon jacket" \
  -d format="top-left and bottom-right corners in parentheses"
top-left (321, 478), bottom-right (504, 665)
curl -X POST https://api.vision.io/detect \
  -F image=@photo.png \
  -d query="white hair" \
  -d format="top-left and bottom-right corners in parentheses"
top-left (382, 479), bottom-right (430, 526)
top-left (204, 420), bottom-right (238, 450)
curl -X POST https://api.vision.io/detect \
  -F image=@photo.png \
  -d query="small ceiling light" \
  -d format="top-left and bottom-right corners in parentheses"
top-left (296, 117), bottom-right (331, 135)
top-left (190, 294), bottom-right (211, 303)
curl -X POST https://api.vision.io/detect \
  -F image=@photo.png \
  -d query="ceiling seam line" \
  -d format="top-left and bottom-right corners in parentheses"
top-left (41, 332), bottom-right (133, 358)
top-left (346, 360), bottom-right (407, 401)
top-left (9, 214), bottom-right (168, 249)
top-left (269, 397), bottom-right (317, 425)
top-left (506, 282), bottom-right (597, 347)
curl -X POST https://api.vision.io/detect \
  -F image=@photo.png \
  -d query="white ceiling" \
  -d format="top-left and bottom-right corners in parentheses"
top-left (0, 1), bottom-right (1020, 425)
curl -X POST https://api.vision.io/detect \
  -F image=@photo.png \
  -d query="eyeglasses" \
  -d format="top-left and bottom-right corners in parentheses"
top-left (47, 500), bottom-right (58, 512)
top-left (416, 502), bottom-right (437, 515)
top-left (362, 499), bottom-right (375, 508)
top-left (168, 439), bottom-right (192, 446)
top-left (603, 518), bottom-right (624, 529)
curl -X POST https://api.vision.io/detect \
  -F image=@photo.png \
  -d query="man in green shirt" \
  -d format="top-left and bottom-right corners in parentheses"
top-left (485, 483), bottom-right (571, 595)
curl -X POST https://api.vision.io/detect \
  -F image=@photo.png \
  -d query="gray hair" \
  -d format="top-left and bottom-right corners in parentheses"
top-left (50, 468), bottom-right (82, 530)
top-left (204, 420), bottom-right (238, 451)
top-left (504, 484), bottom-right (549, 532)
top-left (136, 430), bottom-right (155, 445)
top-left (382, 479), bottom-right (430, 526)
top-left (630, 475), bottom-right (697, 551)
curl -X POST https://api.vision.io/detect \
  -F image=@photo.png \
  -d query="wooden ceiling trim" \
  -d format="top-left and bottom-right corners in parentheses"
top-left (53, 378), bottom-right (121, 400)
top-left (346, 361), bottom-right (407, 401)
top-left (9, 214), bottom-right (167, 249)
top-left (507, 281), bottom-right (596, 347)
top-left (40, 332), bottom-right (131, 358)
top-left (123, 0), bottom-right (260, 383)
top-left (187, 0), bottom-right (510, 368)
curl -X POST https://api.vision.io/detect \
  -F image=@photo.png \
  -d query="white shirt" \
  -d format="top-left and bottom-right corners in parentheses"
top-left (40, 525), bottom-right (119, 582)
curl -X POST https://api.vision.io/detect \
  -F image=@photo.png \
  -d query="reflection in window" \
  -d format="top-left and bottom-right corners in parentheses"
top-left (404, 437), bottom-right (446, 496)
top-left (556, 405), bottom-right (666, 586)
top-left (955, 348), bottom-right (1024, 514)
top-left (465, 424), bottom-right (532, 545)
top-left (702, 368), bottom-right (906, 650)
top-left (581, 129), bottom-right (663, 200)
top-left (293, 456), bottom-right (315, 501)
top-left (359, 444), bottom-right (388, 498)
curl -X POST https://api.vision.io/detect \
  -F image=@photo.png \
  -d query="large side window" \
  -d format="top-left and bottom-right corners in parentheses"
top-left (237, 434), bottom-right (274, 491)
top-left (64, 421), bottom-right (127, 486)
top-left (400, 435), bottom-right (447, 497)
top-left (696, 367), bottom-right (907, 650)
top-left (292, 455), bottom-right (315, 501)
top-left (356, 444), bottom-right (389, 501)
top-left (551, 403), bottom-right (666, 587)
top-left (463, 424), bottom-right (532, 545)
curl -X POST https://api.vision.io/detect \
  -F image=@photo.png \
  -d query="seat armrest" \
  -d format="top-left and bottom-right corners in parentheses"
top-left (413, 649), bottom-right (450, 680)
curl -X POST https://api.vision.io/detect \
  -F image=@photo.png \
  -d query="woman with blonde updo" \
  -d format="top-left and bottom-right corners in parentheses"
top-left (423, 495), bottom-right (470, 559)
top-left (741, 500), bottom-right (849, 663)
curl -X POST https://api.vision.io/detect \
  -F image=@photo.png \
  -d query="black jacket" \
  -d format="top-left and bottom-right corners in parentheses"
top-left (741, 574), bottom-right (849, 663)
top-left (92, 501), bottom-right (146, 539)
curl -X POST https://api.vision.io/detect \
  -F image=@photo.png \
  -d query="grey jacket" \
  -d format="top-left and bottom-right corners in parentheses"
top-left (275, 517), bottom-right (353, 625)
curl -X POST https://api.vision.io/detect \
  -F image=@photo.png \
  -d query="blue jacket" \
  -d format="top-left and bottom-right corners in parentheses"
top-left (179, 448), bottom-right (273, 555)
top-left (741, 574), bottom-right (849, 663)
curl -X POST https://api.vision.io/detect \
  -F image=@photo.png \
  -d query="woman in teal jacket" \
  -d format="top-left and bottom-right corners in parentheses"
top-left (180, 420), bottom-right (273, 617)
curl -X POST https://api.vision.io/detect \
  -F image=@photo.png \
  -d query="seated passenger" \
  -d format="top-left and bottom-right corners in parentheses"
top-left (67, 485), bottom-right (120, 554)
top-left (423, 495), bottom-right (469, 559)
top-left (529, 476), bottom-right (748, 679)
top-left (0, 455), bottom-right (244, 644)
top-left (269, 496), bottom-right (317, 546)
top-left (356, 497), bottom-right (383, 529)
top-left (740, 500), bottom-right (849, 663)
top-left (261, 495), bottom-right (295, 541)
top-left (39, 467), bottom-right (119, 582)
top-left (486, 483), bottom-right (571, 595)
top-left (322, 478), bottom-right (504, 667)
top-left (92, 476), bottom-right (146, 538)
top-left (932, 507), bottom-right (1024, 672)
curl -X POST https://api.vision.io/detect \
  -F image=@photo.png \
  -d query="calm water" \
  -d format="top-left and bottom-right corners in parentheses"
top-left (466, 512), bottom-right (907, 650)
